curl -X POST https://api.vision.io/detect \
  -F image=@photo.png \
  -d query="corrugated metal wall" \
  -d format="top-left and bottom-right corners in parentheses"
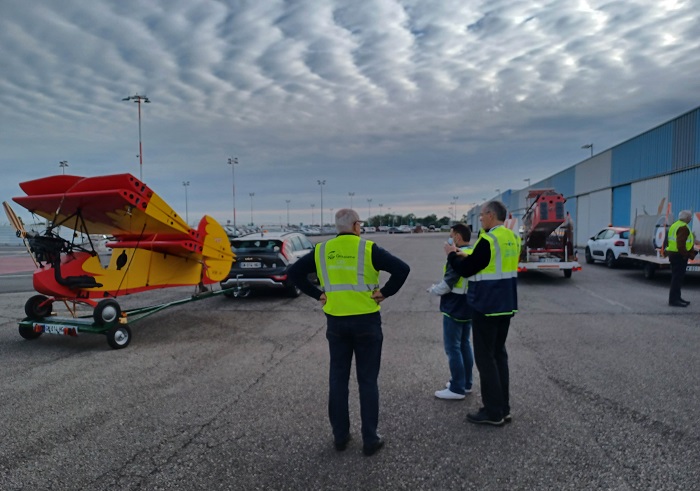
top-left (575, 151), bottom-right (612, 195)
top-left (611, 122), bottom-right (673, 185)
top-left (672, 108), bottom-right (699, 171)
top-left (669, 167), bottom-right (700, 214)
top-left (612, 185), bottom-right (631, 226)
top-left (630, 175), bottom-right (670, 220)
top-left (576, 189), bottom-right (612, 247)
top-left (550, 166), bottom-right (576, 198)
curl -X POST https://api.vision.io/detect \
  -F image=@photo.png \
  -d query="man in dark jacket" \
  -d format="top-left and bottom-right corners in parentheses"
top-left (429, 223), bottom-right (474, 400)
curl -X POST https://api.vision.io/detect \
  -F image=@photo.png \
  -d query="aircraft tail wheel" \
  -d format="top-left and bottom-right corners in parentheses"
top-left (24, 294), bottom-right (53, 320)
top-left (94, 299), bottom-right (121, 325)
top-left (106, 324), bottom-right (131, 349)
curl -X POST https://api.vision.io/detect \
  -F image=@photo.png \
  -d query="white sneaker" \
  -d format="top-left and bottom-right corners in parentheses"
top-left (434, 388), bottom-right (466, 400)
top-left (446, 381), bottom-right (451, 388)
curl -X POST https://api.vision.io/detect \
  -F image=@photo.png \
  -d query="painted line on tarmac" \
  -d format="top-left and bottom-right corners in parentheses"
top-left (574, 285), bottom-right (633, 311)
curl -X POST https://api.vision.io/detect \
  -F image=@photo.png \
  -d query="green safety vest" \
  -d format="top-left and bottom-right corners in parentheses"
top-left (315, 235), bottom-right (380, 316)
top-left (666, 220), bottom-right (694, 253)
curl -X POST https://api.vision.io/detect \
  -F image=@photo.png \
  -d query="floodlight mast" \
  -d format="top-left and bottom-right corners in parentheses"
top-left (122, 94), bottom-right (151, 181)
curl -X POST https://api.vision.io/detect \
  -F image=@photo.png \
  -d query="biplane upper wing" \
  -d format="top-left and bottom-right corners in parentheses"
top-left (13, 174), bottom-right (191, 237)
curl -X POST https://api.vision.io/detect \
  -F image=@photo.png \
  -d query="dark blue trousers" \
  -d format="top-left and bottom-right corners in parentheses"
top-left (471, 311), bottom-right (511, 419)
top-left (326, 312), bottom-right (383, 446)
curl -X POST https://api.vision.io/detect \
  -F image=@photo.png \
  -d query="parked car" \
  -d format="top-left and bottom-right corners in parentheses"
top-left (220, 231), bottom-right (315, 297)
top-left (585, 226), bottom-right (631, 268)
top-left (362, 226), bottom-right (377, 233)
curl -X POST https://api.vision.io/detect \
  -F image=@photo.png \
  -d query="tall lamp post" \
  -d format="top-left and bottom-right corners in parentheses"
top-left (249, 192), bottom-right (255, 226)
top-left (367, 198), bottom-right (372, 223)
top-left (524, 178), bottom-right (531, 189)
top-left (311, 204), bottom-right (315, 225)
top-left (317, 180), bottom-right (326, 229)
top-left (228, 157), bottom-right (239, 229)
top-left (285, 199), bottom-right (291, 226)
top-left (59, 160), bottom-right (69, 174)
top-left (453, 196), bottom-right (459, 222)
top-left (378, 203), bottom-right (383, 226)
top-left (122, 94), bottom-right (150, 181)
top-left (581, 143), bottom-right (593, 158)
top-left (182, 181), bottom-right (190, 225)
top-left (495, 188), bottom-right (501, 198)
top-left (348, 192), bottom-right (355, 209)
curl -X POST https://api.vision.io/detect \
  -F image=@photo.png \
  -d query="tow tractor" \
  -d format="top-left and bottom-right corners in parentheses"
top-left (509, 189), bottom-right (581, 278)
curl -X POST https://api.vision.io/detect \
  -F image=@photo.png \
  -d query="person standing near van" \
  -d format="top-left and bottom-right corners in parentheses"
top-left (667, 210), bottom-right (697, 307)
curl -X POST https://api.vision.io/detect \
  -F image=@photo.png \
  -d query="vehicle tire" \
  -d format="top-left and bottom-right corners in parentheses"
top-left (605, 250), bottom-right (616, 269)
top-left (93, 299), bottom-right (121, 326)
top-left (585, 247), bottom-right (594, 264)
top-left (643, 263), bottom-right (656, 279)
top-left (285, 282), bottom-right (301, 298)
top-left (18, 324), bottom-right (43, 340)
top-left (563, 269), bottom-right (572, 279)
top-left (24, 294), bottom-right (53, 320)
top-left (106, 324), bottom-right (131, 349)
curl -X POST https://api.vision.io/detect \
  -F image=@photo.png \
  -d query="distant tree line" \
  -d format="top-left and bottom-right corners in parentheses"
top-left (365, 213), bottom-right (463, 228)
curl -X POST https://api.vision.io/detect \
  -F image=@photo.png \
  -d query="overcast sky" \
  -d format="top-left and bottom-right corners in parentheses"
top-left (1, 0), bottom-right (698, 227)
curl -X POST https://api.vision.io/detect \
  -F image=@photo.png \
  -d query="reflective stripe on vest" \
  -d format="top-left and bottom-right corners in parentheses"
top-left (666, 220), bottom-right (694, 252)
top-left (315, 236), bottom-right (380, 316)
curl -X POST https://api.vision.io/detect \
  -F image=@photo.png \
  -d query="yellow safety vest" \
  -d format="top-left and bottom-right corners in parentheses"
top-left (666, 220), bottom-right (694, 253)
top-left (443, 245), bottom-right (473, 294)
top-left (468, 225), bottom-right (520, 316)
top-left (315, 235), bottom-right (380, 316)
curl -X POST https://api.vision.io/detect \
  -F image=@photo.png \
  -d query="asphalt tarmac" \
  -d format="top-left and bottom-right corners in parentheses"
top-left (0, 234), bottom-right (698, 490)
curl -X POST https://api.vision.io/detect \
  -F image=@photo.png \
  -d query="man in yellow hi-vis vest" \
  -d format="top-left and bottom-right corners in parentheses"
top-left (444, 201), bottom-right (519, 426)
top-left (289, 208), bottom-right (410, 456)
top-left (666, 210), bottom-right (697, 307)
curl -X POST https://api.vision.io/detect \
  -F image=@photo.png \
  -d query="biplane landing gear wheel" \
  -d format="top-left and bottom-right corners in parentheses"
top-left (24, 294), bottom-right (53, 320)
top-left (106, 324), bottom-right (131, 349)
top-left (93, 299), bottom-right (121, 326)
top-left (19, 324), bottom-right (43, 340)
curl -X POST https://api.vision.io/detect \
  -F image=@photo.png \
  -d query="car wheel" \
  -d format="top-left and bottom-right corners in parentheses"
top-left (24, 294), bottom-right (53, 320)
top-left (285, 282), bottom-right (301, 298)
top-left (585, 247), bottom-right (594, 264)
top-left (605, 250), bottom-right (616, 268)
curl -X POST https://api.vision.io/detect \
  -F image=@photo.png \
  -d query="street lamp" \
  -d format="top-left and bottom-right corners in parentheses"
top-left (249, 192), bottom-right (255, 226)
top-left (228, 157), bottom-right (239, 229)
top-left (495, 188), bottom-right (501, 197)
top-left (378, 203), bottom-right (383, 226)
top-left (453, 196), bottom-right (459, 222)
top-left (367, 198), bottom-right (372, 223)
top-left (285, 199), bottom-right (291, 226)
top-left (317, 180), bottom-right (326, 229)
top-left (182, 181), bottom-right (190, 225)
top-left (348, 192), bottom-right (355, 209)
top-left (122, 94), bottom-right (150, 181)
top-left (524, 178), bottom-right (531, 189)
top-left (59, 160), bottom-right (69, 175)
top-left (581, 143), bottom-right (593, 157)
top-left (311, 204), bottom-right (315, 225)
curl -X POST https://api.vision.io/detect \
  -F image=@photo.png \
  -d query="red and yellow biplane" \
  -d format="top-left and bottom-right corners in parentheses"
top-left (8, 173), bottom-right (233, 341)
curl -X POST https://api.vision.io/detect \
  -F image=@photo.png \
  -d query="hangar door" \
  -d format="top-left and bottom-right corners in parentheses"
top-left (576, 189), bottom-right (612, 247)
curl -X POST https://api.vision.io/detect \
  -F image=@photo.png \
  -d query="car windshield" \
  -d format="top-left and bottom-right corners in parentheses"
top-left (620, 231), bottom-right (630, 239)
top-left (232, 239), bottom-right (282, 253)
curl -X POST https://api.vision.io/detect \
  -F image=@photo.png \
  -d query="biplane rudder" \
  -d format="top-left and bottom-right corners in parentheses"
top-left (197, 215), bottom-right (234, 283)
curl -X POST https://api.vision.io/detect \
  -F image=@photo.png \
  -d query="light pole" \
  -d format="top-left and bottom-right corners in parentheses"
top-left (59, 160), bottom-right (69, 174)
top-left (349, 192), bottom-right (355, 209)
top-left (581, 143), bottom-right (593, 157)
top-left (317, 180), bottom-right (326, 228)
top-left (285, 199), bottom-right (291, 226)
top-left (182, 181), bottom-right (190, 225)
top-left (122, 94), bottom-right (150, 181)
top-left (311, 204), bottom-right (315, 225)
top-left (453, 196), bottom-right (459, 222)
top-left (388, 207), bottom-right (393, 226)
top-left (378, 203), bottom-right (383, 226)
top-left (228, 157), bottom-right (239, 229)
top-left (524, 178), bottom-right (531, 189)
top-left (495, 188), bottom-right (501, 197)
top-left (367, 198), bottom-right (372, 223)
top-left (249, 192), bottom-right (255, 226)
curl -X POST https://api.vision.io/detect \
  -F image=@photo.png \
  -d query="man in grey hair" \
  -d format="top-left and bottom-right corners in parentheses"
top-left (666, 210), bottom-right (697, 307)
top-left (289, 208), bottom-right (410, 456)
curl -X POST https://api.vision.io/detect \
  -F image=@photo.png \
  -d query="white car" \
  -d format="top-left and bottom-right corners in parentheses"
top-left (585, 227), bottom-right (631, 268)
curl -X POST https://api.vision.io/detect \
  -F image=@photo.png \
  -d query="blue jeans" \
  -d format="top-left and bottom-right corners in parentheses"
top-left (326, 313), bottom-right (383, 446)
top-left (442, 315), bottom-right (474, 395)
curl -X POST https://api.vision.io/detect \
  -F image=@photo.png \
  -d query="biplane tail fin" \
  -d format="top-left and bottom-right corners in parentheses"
top-left (197, 215), bottom-right (234, 283)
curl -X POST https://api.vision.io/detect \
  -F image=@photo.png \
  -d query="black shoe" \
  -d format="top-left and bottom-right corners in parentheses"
top-left (669, 301), bottom-right (688, 307)
top-left (467, 409), bottom-right (505, 426)
top-left (362, 436), bottom-right (384, 456)
top-left (334, 434), bottom-right (351, 451)
top-left (504, 413), bottom-right (512, 423)
top-left (680, 299), bottom-right (690, 305)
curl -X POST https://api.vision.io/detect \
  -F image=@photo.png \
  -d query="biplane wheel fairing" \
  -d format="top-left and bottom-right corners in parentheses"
top-left (93, 299), bottom-right (121, 326)
top-left (24, 294), bottom-right (53, 320)
top-left (106, 324), bottom-right (131, 349)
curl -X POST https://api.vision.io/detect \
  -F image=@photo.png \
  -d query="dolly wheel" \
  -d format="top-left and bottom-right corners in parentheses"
top-left (24, 294), bottom-right (53, 320)
top-left (106, 324), bottom-right (131, 349)
top-left (93, 299), bottom-right (121, 326)
top-left (19, 324), bottom-right (43, 340)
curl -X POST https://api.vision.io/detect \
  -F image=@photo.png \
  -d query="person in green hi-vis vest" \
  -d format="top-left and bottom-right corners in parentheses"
top-left (666, 210), bottom-right (697, 307)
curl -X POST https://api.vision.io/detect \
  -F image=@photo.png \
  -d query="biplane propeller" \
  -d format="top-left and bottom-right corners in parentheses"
top-left (8, 173), bottom-right (234, 326)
